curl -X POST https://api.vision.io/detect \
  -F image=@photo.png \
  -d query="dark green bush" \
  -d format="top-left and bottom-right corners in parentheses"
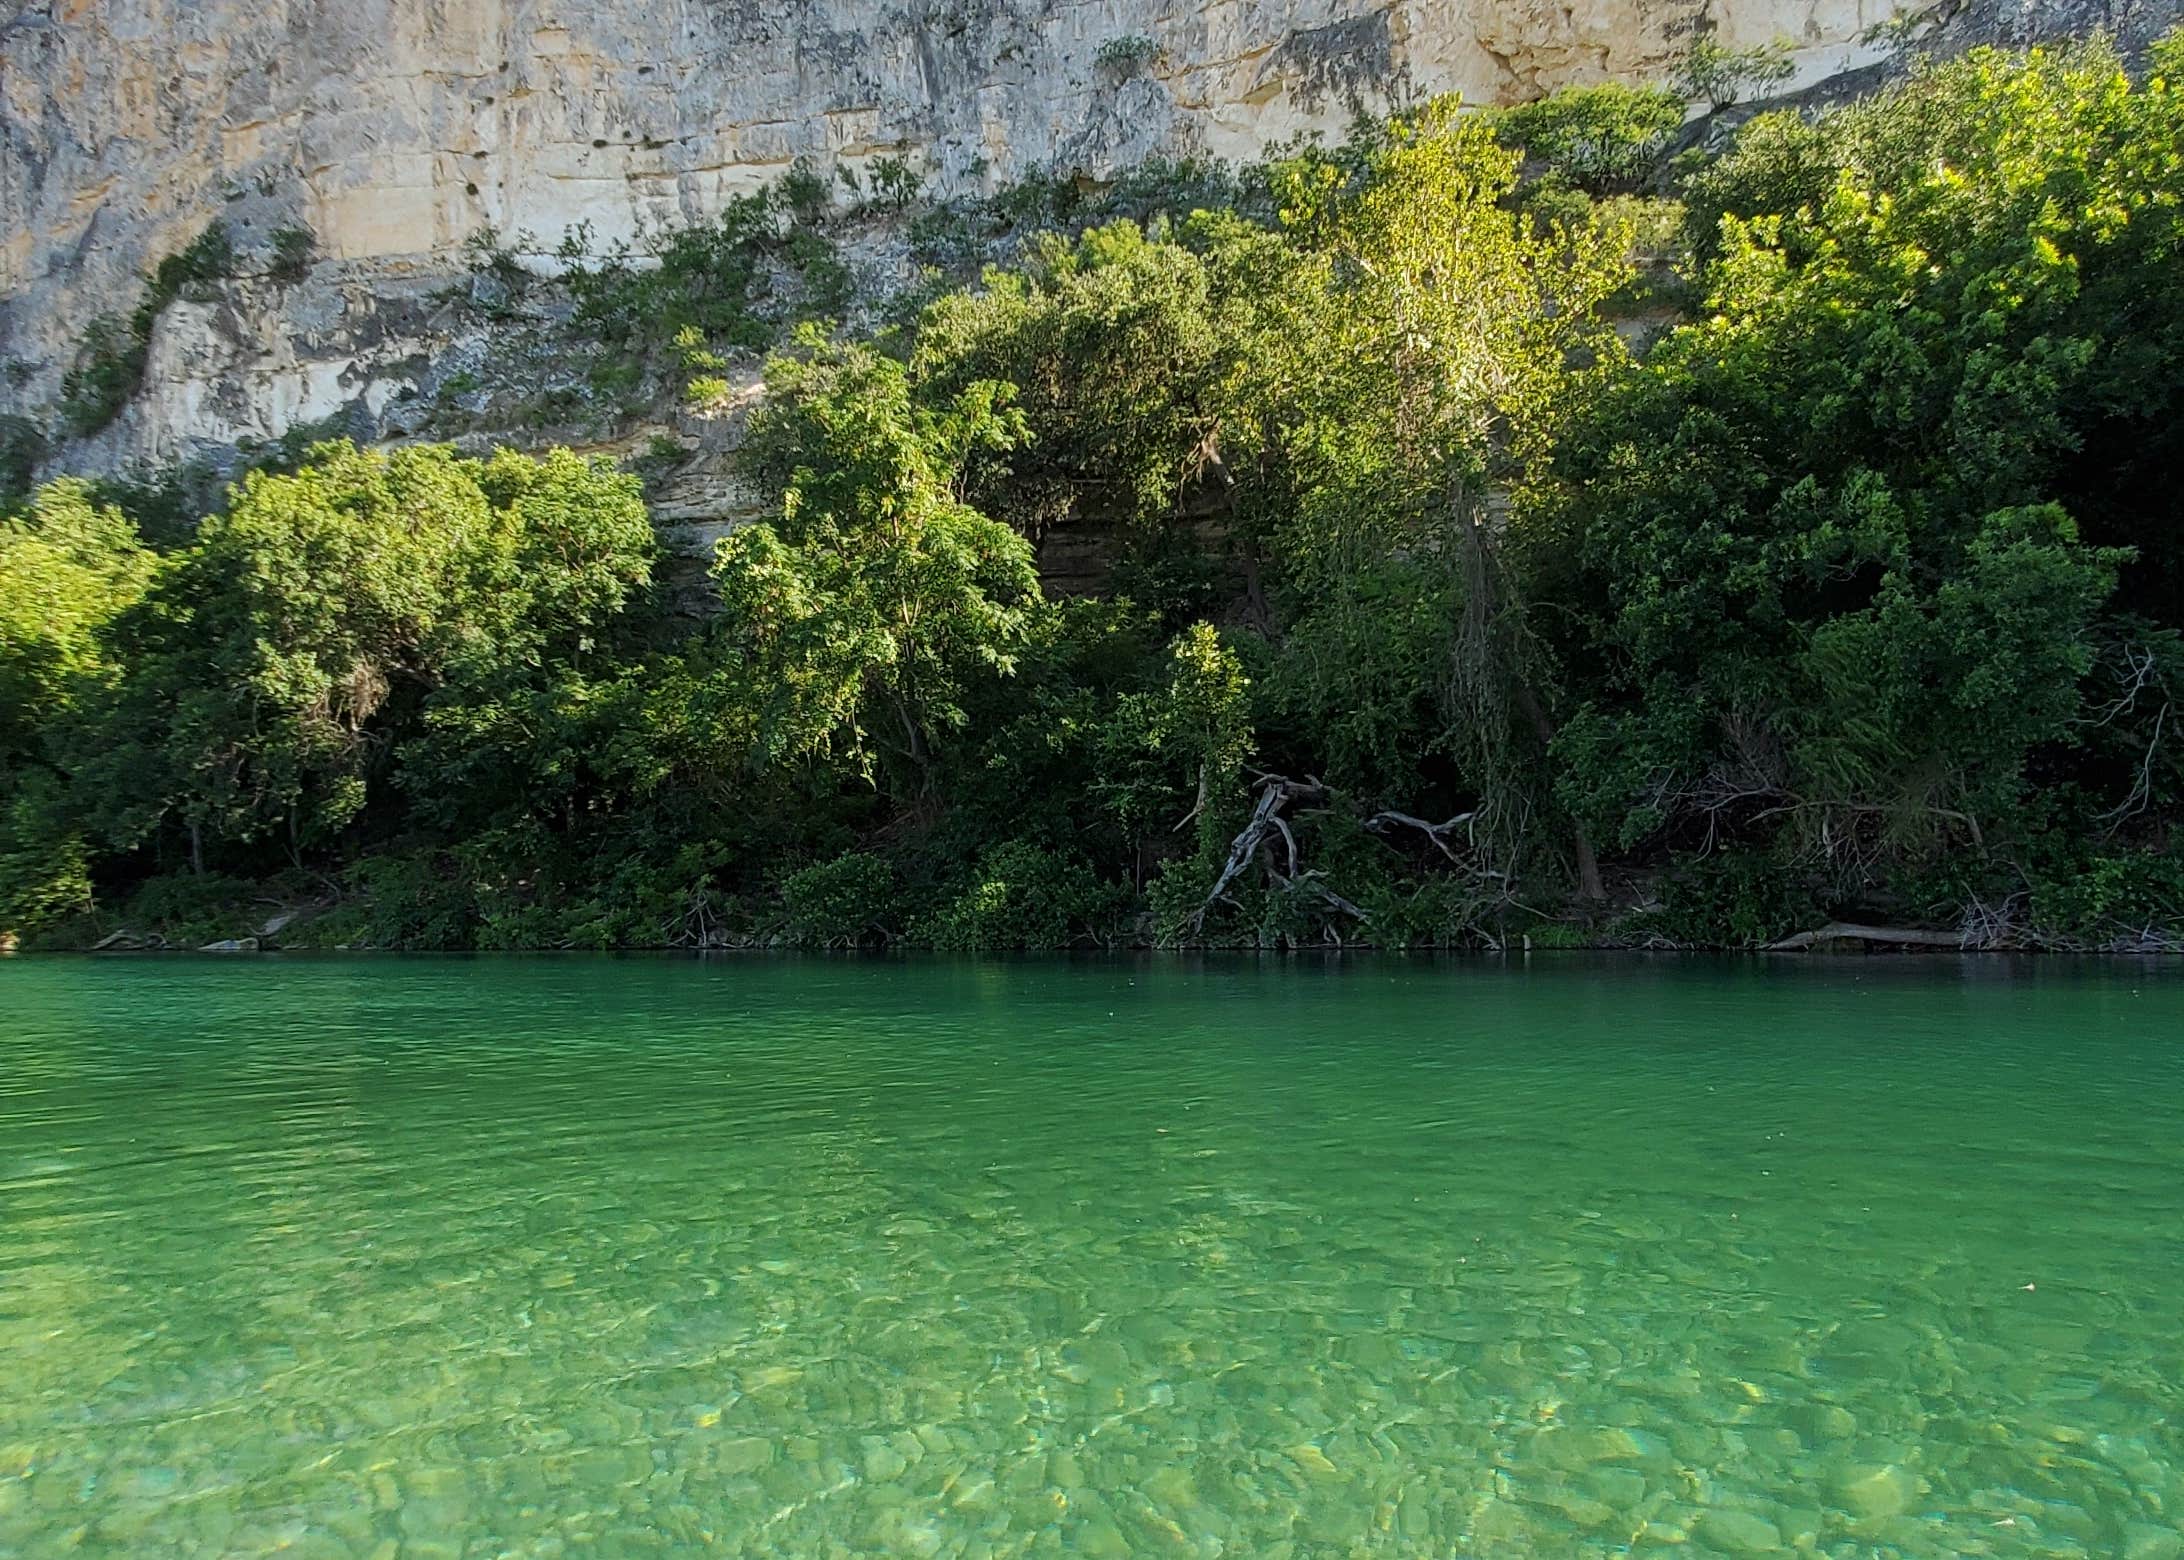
top-left (2029, 848), bottom-right (2184, 949)
top-left (1676, 35), bottom-right (1796, 111)
top-left (0, 789), bottom-right (93, 939)
top-left (335, 854), bottom-right (481, 950)
top-left (1623, 852), bottom-right (1824, 947)
top-left (121, 872), bottom-right (267, 945)
top-left (915, 842), bottom-right (1122, 950)
top-left (268, 225), bottom-right (317, 283)
top-left (58, 315), bottom-right (149, 437)
top-left (1096, 34), bottom-right (1162, 75)
top-left (777, 158), bottom-right (830, 227)
top-left (867, 155), bottom-right (923, 212)
top-left (1361, 875), bottom-right (1502, 949)
top-left (780, 852), bottom-right (902, 946)
top-left (0, 415), bottom-right (45, 504)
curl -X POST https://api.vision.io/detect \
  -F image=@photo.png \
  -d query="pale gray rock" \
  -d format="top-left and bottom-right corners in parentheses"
top-left (1, 0), bottom-right (2167, 491)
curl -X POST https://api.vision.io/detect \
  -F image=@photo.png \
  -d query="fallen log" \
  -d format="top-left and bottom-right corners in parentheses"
top-left (1766, 922), bottom-right (1966, 952)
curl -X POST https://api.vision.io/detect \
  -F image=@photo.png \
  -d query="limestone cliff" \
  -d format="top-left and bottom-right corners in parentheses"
top-left (0, 0), bottom-right (2166, 485)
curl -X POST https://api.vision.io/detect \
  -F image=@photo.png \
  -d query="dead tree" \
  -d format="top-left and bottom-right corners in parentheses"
top-left (1189, 775), bottom-right (1369, 937)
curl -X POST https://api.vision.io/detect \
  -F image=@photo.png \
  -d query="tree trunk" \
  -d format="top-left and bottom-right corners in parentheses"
top-left (1453, 488), bottom-right (1607, 904)
top-left (894, 695), bottom-right (929, 769)
top-left (1510, 679), bottom-right (1607, 903)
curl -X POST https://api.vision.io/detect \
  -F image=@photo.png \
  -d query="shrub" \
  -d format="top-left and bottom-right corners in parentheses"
top-left (151, 223), bottom-right (235, 301)
top-left (907, 201), bottom-right (984, 268)
top-left (1676, 35), bottom-right (1796, 111)
top-left (778, 158), bottom-right (830, 227)
top-left (0, 800), bottom-right (93, 939)
top-left (1361, 874), bottom-right (1503, 949)
top-left (915, 841), bottom-right (1121, 949)
top-left (675, 324), bottom-right (733, 406)
top-left (1103, 156), bottom-right (1241, 224)
top-left (2029, 848), bottom-right (2184, 949)
top-left (545, 187), bottom-right (854, 412)
top-left (1096, 34), bottom-right (1163, 75)
top-left (1516, 177), bottom-right (1599, 235)
top-left (683, 374), bottom-right (733, 407)
top-left (1146, 855), bottom-right (1212, 945)
top-left (58, 315), bottom-right (149, 437)
top-left (780, 852), bottom-right (902, 946)
top-left (121, 872), bottom-right (266, 945)
top-left (1622, 851), bottom-right (1823, 947)
top-left (1495, 84), bottom-right (1686, 192)
top-left (785, 227), bottom-right (853, 318)
top-left (624, 433), bottom-right (689, 497)
top-left (867, 154), bottom-right (923, 212)
top-left (336, 854), bottom-right (482, 950)
top-left (268, 224), bottom-right (317, 283)
top-left (990, 167), bottom-right (1088, 233)
top-left (0, 416), bottom-right (46, 504)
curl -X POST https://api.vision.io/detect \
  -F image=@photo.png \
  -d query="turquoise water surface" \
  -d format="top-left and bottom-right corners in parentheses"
top-left (1, 956), bottom-right (2180, 1556)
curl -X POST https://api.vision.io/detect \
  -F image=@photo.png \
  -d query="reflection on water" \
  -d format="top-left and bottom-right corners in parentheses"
top-left (1, 955), bottom-right (2180, 1556)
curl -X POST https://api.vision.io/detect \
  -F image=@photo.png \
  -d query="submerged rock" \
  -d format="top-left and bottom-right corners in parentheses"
top-left (1696, 1507), bottom-right (1783, 1553)
top-left (2125, 1523), bottom-right (2184, 1560)
top-left (716, 1437), bottom-right (773, 1475)
top-left (1835, 1463), bottom-right (1918, 1522)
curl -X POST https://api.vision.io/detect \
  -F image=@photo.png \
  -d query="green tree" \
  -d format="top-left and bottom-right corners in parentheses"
top-left (910, 219), bottom-right (1306, 569)
top-left (74, 443), bottom-right (651, 873)
top-left (1274, 97), bottom-right (1633, 893)
top-left (721, 335), bottom-right (1042, 788)
top-left (0, 483), bottom-right (155, 931)
top-left (1527, 38), bottom-right (2182, 898)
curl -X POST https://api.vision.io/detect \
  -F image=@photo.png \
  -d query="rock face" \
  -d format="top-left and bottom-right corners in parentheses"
top-left (0, 0), bottom-right (2167, 479)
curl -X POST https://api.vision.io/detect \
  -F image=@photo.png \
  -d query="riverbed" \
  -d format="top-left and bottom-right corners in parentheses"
top-left (2, 956), bottom-right (2178, 1555)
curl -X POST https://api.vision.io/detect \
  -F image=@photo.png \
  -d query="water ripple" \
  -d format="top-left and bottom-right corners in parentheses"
top-left (0, 955), bottom-right (2179, 1556)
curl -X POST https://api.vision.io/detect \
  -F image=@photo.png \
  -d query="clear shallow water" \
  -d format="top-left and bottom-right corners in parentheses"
top-left (1, 957), bottom-right (2181, 1558)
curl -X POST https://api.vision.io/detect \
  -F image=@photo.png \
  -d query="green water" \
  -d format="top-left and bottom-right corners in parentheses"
top-left (1, 958), bottom-right (2180, 1557)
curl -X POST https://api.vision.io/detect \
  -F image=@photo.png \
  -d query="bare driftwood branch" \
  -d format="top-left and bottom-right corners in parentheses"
top-left (1190, 775), bottom-right (1347, 932)
top-left (1958, 891), bottom-right (2029, 951)
top-left (2077, 638), bottom-right (2164, 727)
top-left (2100, 697), bottom-right (2171, 831)
top-left (1192, 778), bottom-right (1296, 928)
top-left (1191, 778), bottom-right (1542, 945)
top-left (1366, 809), bottom-right (1477, 865)
top-left (1268, 865), bottom-right (1369, 922)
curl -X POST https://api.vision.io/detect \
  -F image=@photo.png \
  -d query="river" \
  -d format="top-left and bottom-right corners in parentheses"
top-left (1, 955), bottom-right (2179, 1555)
